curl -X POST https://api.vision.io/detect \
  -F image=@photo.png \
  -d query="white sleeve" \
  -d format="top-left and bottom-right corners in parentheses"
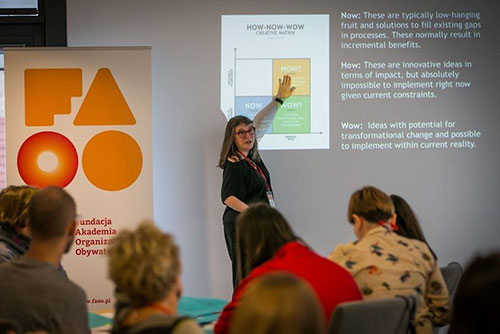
top-left (253, 100), bottom-right (280, 141)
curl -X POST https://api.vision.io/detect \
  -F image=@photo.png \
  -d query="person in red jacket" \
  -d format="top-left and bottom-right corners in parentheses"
top-left (214, 203), bottom-right (362, 334)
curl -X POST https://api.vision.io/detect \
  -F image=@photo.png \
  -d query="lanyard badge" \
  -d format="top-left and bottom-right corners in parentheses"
top-left (238, 151), bottom-right (275, 208)
top-left (266, 190), bottom-right (276, 208)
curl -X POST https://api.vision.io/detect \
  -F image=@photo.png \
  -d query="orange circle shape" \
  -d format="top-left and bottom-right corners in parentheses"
top-left (82, 130), bottom-right (143, 191)
top-left (17, 131), bottom-right (78, 188)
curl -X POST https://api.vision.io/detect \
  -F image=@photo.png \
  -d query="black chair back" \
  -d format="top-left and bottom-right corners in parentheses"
top-left (440, 261), bottom-right (463, 300)
top-left (328, 295), bottom-right (417, 334)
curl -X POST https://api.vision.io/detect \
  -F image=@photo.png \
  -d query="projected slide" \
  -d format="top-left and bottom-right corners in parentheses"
top-left (221, 15), bottom-right (329, 150)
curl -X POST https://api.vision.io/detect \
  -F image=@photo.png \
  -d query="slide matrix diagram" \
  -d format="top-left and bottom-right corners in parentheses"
top-left (221, 14), bottom-right (329, 149)
top-left (234, 56), bottom-right (311, 135)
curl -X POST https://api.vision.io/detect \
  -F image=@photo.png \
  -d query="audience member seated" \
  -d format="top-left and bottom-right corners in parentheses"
top-left (449, 252), bottom-right (500, 334)
top-left (0, 186), bottom-right (89, 334)
top-left (230, 273), bottom-right (325, 334)
top-left (328, 186), bottom-right (450, 334)
top-left (390, 194), bottom-right (437, 260)
top-left (0, 185), bottom-right (38, 262)
top-left (108, 222), bottom-right (203, 334)
top-left (215, 203), bottom-right (362, 334)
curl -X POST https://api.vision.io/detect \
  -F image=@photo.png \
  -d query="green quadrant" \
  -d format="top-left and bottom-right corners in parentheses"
top-left (273, 96), bottom-right (310, 133)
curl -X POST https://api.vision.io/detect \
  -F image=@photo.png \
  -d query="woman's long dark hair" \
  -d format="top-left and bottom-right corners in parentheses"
top-left (218, 115), bottom-right (260, 168)
top-left (235, 203), bottom-right (298, 281)
top-left (390, 194), bottom-right (437, 260)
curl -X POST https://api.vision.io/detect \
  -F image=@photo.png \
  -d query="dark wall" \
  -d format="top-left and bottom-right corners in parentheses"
top-left (0, 0), bottom-right (66, 47)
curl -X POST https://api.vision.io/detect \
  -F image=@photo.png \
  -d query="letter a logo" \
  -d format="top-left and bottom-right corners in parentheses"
top-left (74, 68), bottom-right (136, 125)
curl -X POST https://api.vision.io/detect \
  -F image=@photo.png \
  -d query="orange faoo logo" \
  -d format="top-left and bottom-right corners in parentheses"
top-left (18, 68), bottom-right (143, 191)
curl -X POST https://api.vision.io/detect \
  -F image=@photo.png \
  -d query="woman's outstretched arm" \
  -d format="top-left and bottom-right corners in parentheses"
top-left (253, 75), bottom-right (296, 140)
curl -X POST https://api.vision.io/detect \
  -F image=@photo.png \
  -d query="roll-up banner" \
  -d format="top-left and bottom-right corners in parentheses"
top-left (5, 47), bottom-right (153, 310)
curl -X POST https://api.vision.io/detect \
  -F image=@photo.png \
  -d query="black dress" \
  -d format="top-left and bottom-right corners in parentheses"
top-left (221, 158), bottom-right (272, 287)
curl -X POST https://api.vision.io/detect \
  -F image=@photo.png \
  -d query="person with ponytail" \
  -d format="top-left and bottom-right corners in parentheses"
top-left (328, 186), bottom-right (450, 334)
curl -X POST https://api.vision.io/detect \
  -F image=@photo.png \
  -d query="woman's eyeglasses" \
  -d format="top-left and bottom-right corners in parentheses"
top-left (235, 127), bottom-right (256, 138)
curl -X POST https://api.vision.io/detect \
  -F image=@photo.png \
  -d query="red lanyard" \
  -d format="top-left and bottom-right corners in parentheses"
top-left (238, 150), bottom-right (270, 191)
top-left (378, 220), bottom-right (399, 231)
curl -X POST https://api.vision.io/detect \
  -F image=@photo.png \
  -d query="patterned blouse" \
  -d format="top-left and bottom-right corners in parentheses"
top-left (328, 225), bottom-right (450, 334)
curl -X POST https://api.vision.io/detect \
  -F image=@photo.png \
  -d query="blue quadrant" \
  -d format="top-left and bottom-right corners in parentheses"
top-left (235, 96), bottom-right (273, 133)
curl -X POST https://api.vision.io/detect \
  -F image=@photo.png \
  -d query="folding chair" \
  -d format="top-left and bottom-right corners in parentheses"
top-left (328, 295), bottom-right (416, 334)
top-left (440, 261), bottom-right (463, 300)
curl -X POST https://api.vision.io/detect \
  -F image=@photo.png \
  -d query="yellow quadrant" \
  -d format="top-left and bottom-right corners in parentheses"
top-left (273, 59), bottom-right (310, 95)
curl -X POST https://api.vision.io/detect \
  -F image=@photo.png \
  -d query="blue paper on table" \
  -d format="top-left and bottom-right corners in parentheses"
top-left (178, 296), bottom-right (227, 324)
top-left (89, 312), bottom-right (113, 328)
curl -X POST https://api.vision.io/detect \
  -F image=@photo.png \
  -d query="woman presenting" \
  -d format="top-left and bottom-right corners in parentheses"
top-left (218, 75), bottom-right (295, 287)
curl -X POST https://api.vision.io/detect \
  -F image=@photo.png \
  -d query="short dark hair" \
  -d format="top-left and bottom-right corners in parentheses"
top-left (236, 203), bottom-right (298, 280)
top-left (28, 186), bottom-right (76, 240)
top-left (450, 252), bottom-right (500, 334)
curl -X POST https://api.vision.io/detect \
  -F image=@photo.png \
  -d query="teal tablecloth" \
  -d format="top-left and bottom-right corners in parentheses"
top-left (89, 312), bottom-right (113, 328)
top-left (178, 296), bottom-right (227, 324)
top-left (89, 296), bottom-right (227, 330)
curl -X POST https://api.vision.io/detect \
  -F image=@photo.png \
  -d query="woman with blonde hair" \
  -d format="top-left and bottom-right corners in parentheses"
top-left (0, 185), bottom-right (38, 262)
top-left (230, 273), bottom-right (325, 334)
top-left (108, 222), bottom-right (202, 334)
top-left (328, 186), bottom-right (450, 334)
